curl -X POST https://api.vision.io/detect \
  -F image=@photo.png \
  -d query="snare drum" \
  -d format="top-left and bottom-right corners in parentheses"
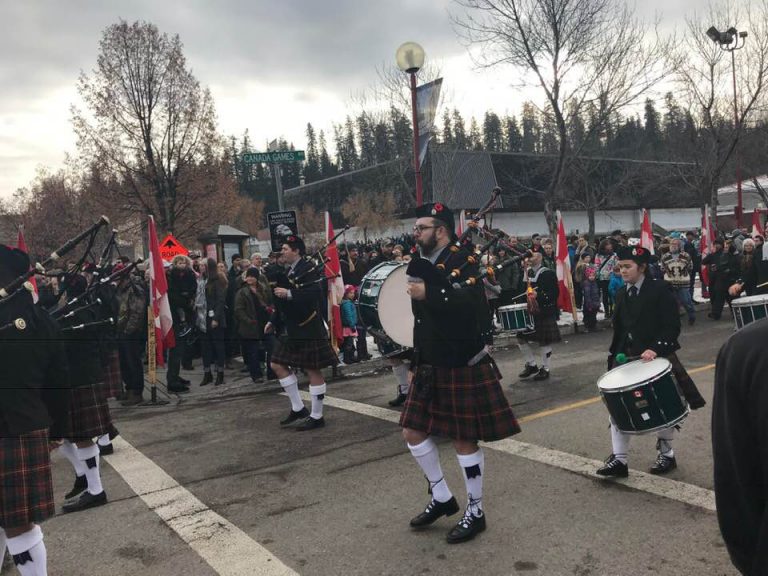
top-left (358, 261), bottom-right (414, 349)
top-left (497, 304), bottom-right (532, 333)
top-left (597, 358), bottom-right (689, 434)
top-left (731, 294), bottom-right (768, 330)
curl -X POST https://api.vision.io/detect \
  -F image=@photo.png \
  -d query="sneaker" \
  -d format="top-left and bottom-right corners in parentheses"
top-left (649, 453), bottom-right (677, 475)
top-left (62, 490), bottom-right (108, 514)
top-left (280, 407), bottom-right (310, 427)
top-left (409, 497), bottom-right (460, 528)
top-left (533, 368), bottom-right (550, 381)
top-left (596, 454), bottom-right (629, 478)
top-left (446, 509), bottom-right (487, 544)
top-left (518, 364), bottom-right (539, 379)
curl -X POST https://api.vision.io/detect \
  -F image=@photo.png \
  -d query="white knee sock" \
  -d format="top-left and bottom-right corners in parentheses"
top-left (392, 363), bottom-right (410, 395)
top-left (59, 440), bottom-right (86, 477)
top-left (6, 525), bottom-right (47, 576)
top-left (279, 373), bottom-right (304, 412)
top-left (518, 342), bottom-right (536, 366)
top-left (408, 438), bottom-right (453, 503)
top-left (309, 383), bottom-right (326, 419)
top-left (540, 346), bottom-right (553, 370)
top-left (77, 444), bottom-right (103, 495)
top-left (0, 527), bottom-right (6, 559)
top-left (96, 434), bottom-right (111, 447)
top-left (610, 421), bottom-right (630, 463)
top-left (657, 427), bottom-right (675, 457)
top-left (457, 449), bottom-right (484, 516)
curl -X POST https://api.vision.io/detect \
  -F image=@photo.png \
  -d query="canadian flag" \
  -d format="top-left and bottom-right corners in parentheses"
top-left (640, 209), bottom-right (655, 255)
top-left (700, 204), bottom-right (716, 298)
top-left (148, 216), bottom-right (175, 366)
top-left (456, 209), bottom-right (466, 237)
top-left (16, 226), bottom-right (38, 303)
top-left (752, 209), bottom-right (762, 238)
top-left (325, 212), bottom-right (345, 347)
top-left (555, 211), bottom-right (573, 313)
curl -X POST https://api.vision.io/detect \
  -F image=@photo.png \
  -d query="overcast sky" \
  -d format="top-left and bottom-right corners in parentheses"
top-left (1, 0), bottom-right (707, 198)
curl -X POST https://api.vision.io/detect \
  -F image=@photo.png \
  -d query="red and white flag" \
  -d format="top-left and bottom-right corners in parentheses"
top-left (700, 204), bottom-right (716, 298)
top-left (640, 209), bottom-right (655, 255)
top-left (752, 209), bottom-right (762, 238)
top-left (16, 226), bottom-right (38, 303)
top-left (457, 209), bottom-right (466, 237)
top-left (325, 212), bottom-right (345, 348)
top-left (148, 216), bottom-right (175, 366)
top-left (555, 211), bottom-right (574, 314)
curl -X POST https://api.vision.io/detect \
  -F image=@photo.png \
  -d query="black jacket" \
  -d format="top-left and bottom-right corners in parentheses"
top-left (270, 258), bottom-right (328, 341)
top-left (167, 267), bottom-right (197, 323)
top-left (61, 306), bottom-right (103, 388)
top-left (205, 277), bottom-right (228, 329)
top-left (527, 266), bottom-right (559, 317)
top-left (609, 277), bottom-right (680, 358)
top-left (713, 319), bottom-right (768, 576)
top-left (0, 292), bottom-right (71, 437)
top-left (702, 249), bottom-right (739, 289)
top-left (411, 245), bottom-right (491, 368)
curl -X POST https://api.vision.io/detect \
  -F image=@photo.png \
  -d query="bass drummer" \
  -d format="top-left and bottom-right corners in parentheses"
top-left (597, 245), bottom-right (706, 478)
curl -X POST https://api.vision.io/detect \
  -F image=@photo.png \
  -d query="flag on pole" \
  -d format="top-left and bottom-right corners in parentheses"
top-left (16, 226), bottom-right (38, 303)
top-left (640, 209), bottom-right (655, 255)
top-left (457, 209), bottom-right (466, 238)
top-left (325, 212), bottom-right (345, 348)
top-left (148, 216), bottom-right (175, 366)
top-left (700, 205), bottom-right (715, 299)
top-left (752, 209), bottom-right (762, 238)
top-left (555, 211), bottom-right (575, 316)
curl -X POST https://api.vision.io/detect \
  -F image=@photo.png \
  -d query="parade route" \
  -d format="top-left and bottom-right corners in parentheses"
top-left (38, 313), bottom-right (738, 576)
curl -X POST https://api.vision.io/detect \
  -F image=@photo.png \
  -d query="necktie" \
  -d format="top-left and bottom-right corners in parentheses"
top-left (629, 286), bottom-right (638, 298)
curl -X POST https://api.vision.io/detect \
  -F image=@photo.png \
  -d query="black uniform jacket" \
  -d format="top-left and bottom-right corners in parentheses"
top-left (713, 319), bottom-right (768, 576)
top-left (61, 306), bottom-right (103, 389)
top-left (271, 258), bottom-right (328, 340)
top-left (0, 292), bottom-right (70, 438)
top-left (411, 245), bottom-right (491, 368)
top-left (609, 277), bottom-right (680, 358)
top-left (528, 266), bottom-right (559, 316)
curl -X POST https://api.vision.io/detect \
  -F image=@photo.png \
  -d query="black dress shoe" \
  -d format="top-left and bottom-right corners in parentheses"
top-left (99, 443), bottom-right (114, 456)
top-left (199, 373), bottom-right (213, 386)
top-left (388, 393), bottom-right (408, 407)
top-left (596, 454), bottom-right (629, 477)
top-left (409, 497), bottom-right (460, 528)
top-left (65, 475), bottom-right (87, 500)
top-left (107, 424), bottom-right (119, 441)
top-left (446, 510), bottom-right (487, 544)
top-left (533, 368), bottom-right (550, 381)
top-left (62, 490), bottom-right (108, 514)
top-left (214, 372), bottom-right (225, 386)
top-left (649, 454), bottom-right (677, 475)
top-left (518, 364), bottom-right (539, 379)
top-left (280, 407), bottom-right (309, 427)
top-left (295, 416), bottom-right (325, 431)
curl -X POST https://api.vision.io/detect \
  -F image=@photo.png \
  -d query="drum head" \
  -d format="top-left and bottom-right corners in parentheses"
top-left (498, 304), bottom-right (528, 312)
top-left (733, 294), bottom-right (768, 306)
top-left (598, 358), bottom-right (672, 391)
top-left (377, 263), bottom-right (414, 348)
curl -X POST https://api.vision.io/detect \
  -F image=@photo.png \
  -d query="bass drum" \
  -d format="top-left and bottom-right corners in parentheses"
top-left (358, 261), bottom-right (414, 352)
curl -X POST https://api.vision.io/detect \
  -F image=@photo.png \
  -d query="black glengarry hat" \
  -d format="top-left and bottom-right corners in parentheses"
top-left (617, 245), bottom-right (651, 265)
top-left (415, 202), bottom-right (455, 237)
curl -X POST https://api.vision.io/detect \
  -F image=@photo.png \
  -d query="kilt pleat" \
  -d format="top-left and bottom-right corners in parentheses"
top-left (271, 337), bottom-right (339, 370)
top-left (68, 383), bottom-right (111, 440)
top-left (0, 429), bottom-right (55, 528)
top-left (102, 349), bottom-right (122, 399)
top-left (399, 361), bottom-right (521, 442)
top-left (517, 313), bottom-right (561, 345)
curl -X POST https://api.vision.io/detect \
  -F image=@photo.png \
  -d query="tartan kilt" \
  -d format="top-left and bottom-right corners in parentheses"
top-left (517, 313), bottom-right (561, 345)
top-left (0, 429), bottom-right (55, 529)
top-left (67, 383), bottom-right (112, 441)
top-left (102, 349), bottom-right (122, 399)
top-left (271, 336), bottom-right (339, 370)
top-left (399, 360), bottom-right (521, 442)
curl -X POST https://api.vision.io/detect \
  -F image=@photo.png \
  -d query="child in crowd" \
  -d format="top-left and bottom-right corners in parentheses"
top-left (582, 266), bottom-right (601, 332)
top-left (608, 264), bottom-right (625, 302)
top-left (341, 285), bottom-right (359, 364)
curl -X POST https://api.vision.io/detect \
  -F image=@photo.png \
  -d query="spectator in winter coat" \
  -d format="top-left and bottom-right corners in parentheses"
top-left (234, 268), bottom-right (270, 383)
top-left (661, 238), bottom-right (696, 325)
top-left (594, 239), bottom-right (618, 317)
top-left (341, 285), bottom-right (359, 364)
top-left (581, 266), bottom-right (601, 332)
top-left (608, 264), bottom-right (625, 301)
top-left (573, 253), bottom-right (592, 308)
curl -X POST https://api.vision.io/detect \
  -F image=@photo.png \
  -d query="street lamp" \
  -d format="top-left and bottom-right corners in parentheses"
top-left (396, 41), bottom-right (426, 207)
top-left (706, 25), bottom-right (748, 227)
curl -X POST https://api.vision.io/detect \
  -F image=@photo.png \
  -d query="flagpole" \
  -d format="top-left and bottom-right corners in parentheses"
top-left (147, 304), bottom-right (156, 404)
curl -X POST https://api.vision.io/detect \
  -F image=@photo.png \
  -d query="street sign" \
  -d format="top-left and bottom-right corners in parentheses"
top-left (158, 234), bottom-right (189, 262)
top-left (267, 211), bottom-right (298, 252)
top-left (242, 151), bottom-right (306, 164)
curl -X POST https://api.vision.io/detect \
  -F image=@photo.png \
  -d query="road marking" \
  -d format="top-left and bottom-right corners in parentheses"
top-left (107, 436), bottom-right (298, 576)
top-left (306, 392), bottom-right (716, 513)
top-left (520, 362), bottom-right (717, 423)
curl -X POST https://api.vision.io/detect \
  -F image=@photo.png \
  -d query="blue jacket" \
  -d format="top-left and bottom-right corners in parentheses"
top-left (341, 299), bottom-right (357, 327)
top-left (608, 272), bottom-right (625, 299)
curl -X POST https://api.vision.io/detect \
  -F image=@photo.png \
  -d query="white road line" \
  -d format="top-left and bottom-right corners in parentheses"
top-left (108, 436), bottom-right (298, 576)
top-left (303, 392), bottom-right (717, 512)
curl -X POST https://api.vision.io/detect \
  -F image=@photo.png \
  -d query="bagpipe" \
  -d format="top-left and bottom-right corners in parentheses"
top-left (266, 226), bottom-right (348, 290)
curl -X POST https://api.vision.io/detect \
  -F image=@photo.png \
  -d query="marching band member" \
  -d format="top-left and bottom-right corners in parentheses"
top-left (597, 246), bottom-right (706, 478)
top-left (516, 251), bottom-right (561, 381)
top-left (0, 245), bottom-right (70, 576)
top-left (400, 203), bottom-right (520, 544)
top-left (266, 236), bottom-right (338, 431)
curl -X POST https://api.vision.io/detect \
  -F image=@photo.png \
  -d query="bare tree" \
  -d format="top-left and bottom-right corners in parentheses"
top-left (72, 20), bottom-right (218, 235)
top-left (341, 190), bottom-right (398, 242)
top-left (672, 1), bottom-right (768, 210)
top-left (453, 0), bottom-right (671, 234)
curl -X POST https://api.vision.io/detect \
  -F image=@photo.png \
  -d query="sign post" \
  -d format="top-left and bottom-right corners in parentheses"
top-left (243, 151), bottom-right (306, 212)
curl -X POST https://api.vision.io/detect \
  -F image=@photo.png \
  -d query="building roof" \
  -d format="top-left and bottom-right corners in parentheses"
top-left (217, 224), bottom-right (249, 238)
top-left (717, 175), bottom-right (768, 214)
top-left (430, 149), bottom-right (501, 210)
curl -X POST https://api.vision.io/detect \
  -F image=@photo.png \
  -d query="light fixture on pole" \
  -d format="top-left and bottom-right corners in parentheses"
top-left (396, 41), bottom-right (426, 207)
top-left (706, 25), bottom-right (748, 227)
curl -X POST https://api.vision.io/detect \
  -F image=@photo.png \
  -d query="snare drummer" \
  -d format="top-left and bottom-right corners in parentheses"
top-left (597, 245), bottom-right (706, 478)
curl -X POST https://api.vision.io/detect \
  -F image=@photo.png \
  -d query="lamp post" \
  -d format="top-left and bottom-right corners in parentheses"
top-left (706, 26), bottom-right (748, 227)
top-left (396, 42), bottom-right (426, 207)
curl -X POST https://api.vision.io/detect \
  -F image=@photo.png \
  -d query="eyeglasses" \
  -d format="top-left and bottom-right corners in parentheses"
top-left (412, 225), bottom-right (436, 233)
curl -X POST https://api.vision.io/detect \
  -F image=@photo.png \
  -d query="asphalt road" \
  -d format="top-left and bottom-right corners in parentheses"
top-left (30, 311), bottom-right (740, 576)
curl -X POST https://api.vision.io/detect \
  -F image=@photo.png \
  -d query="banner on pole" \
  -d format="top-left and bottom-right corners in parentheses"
top-left (416, 77), bottom-right (443, 168)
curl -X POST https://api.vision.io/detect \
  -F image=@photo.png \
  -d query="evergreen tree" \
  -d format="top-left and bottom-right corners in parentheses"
top-left (318, 130), bottom-right (336, 178)
top-left (469, 117), bottom-right (483, 150)
top-left (503, 115), bottom-right (522, 152)
top-left (304, 122), bottom-right (321, 183)
top-left (540, 107), bottom-right (558, 154)
top-left (344, 117), bottom-right (359, 171)
top-left (521, 102), bottom-right (539, 153)
top-left (390, 106), bottom-right (413, 160)
top-left (442, 109), bottom-right (453, 147)
top-left (357, 113), bottom-right (376, 167)
top-left (643, 98), bottom-right (662, 159)
top-left (452, 109), bottom-right (468, 150)
top-left (483, 111), bottom-right (503, 151)
top-left (373, 120), bottom-right (393, 163)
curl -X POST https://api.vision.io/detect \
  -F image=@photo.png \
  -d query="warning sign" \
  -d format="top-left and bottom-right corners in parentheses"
top-left (158, 234), bottom-right (189, 262)
top-left (267, 211), bottom-right (298, 252)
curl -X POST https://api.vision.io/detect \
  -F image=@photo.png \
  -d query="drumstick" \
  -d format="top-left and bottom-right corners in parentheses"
top-left (756, 280), bottom-right (768, 289)
top-left (615, 353), bottom-right (642, 364)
